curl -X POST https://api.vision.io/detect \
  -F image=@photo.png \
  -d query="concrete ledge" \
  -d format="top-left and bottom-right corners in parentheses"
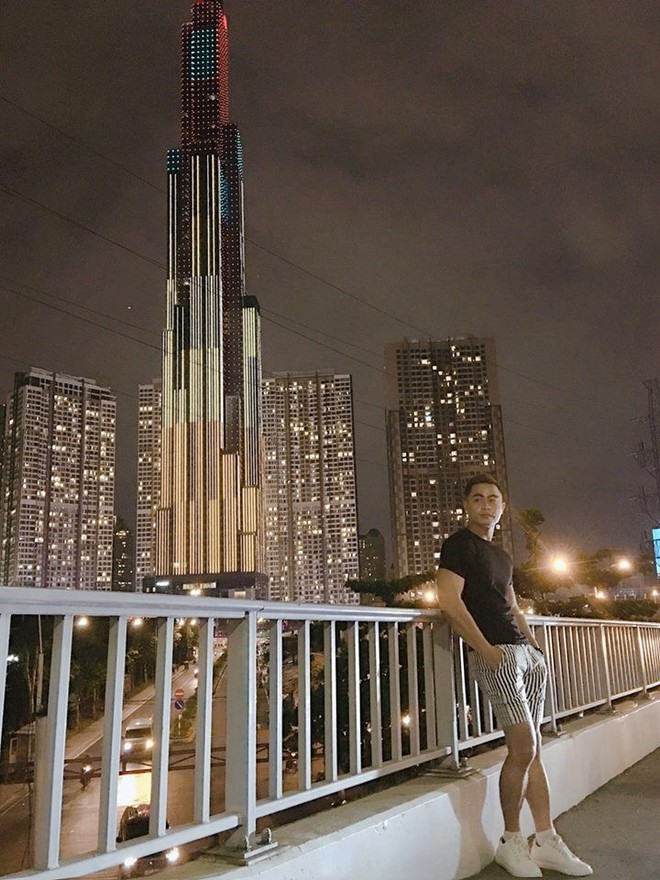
top-left (175, 694), bottom-right (660, 880)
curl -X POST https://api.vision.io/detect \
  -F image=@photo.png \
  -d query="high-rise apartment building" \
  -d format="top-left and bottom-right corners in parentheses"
top-left (263, 373), bottom-right (359, 604)
top-left (359, 528), bottom-right (386, 581)
top-left (386, 337), bottom-right (512, 578)
top-left (156, 0), bottom-right (263, 592)
top-left (136, 380), bottom-right (161, 591)
top-left (0, 368), bottom-right (116, 590)
top-left (113, 515), bottom-right (135, 591)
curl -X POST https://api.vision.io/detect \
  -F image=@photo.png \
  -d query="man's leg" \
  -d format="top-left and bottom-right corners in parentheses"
top-left (500, 722), bottom-right (537, 832)
top-left (524, 729), bottom-right (551, 831)
top-left (522, 648), bottom-right (552, 832)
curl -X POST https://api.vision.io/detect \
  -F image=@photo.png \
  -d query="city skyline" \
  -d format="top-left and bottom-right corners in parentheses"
top-left (2, 1), bottom-right (659, 562)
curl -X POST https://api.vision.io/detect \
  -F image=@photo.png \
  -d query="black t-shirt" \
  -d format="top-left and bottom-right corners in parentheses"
top-left (439, 528), bottom-right (526, 646)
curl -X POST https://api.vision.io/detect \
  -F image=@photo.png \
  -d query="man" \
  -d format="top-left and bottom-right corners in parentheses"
top-left (434, 474), bottom-right (592, 878)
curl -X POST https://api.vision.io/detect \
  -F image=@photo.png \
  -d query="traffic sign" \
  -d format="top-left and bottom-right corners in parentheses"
top-left (174, 699), bottom-right (185, 710)
top-left (174, 687), bottom-right (185, 699)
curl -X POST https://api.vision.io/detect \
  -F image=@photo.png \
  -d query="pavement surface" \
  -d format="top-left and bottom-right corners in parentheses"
top-left (466, 746), bottom-right (660, 880)
top-left (0, 669), bottom-right (190, 818)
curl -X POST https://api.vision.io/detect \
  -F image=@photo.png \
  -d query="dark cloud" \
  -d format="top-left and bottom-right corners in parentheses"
top-left (1, 0), bottom-right (659, 562)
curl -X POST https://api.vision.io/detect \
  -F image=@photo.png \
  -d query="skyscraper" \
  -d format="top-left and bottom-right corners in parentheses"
top-left (263, 373), bottom-right (359, 604)
top-left (136, 380), bottom-right (161, 591)
top-left (386, 337), bottom-right (512, 578)
top-left (358, 528), bottom-right (386, 581)
top-left (156, 0), bottom-right (263, 592)
top-left (0, 368), bottom-right (116, 590)
top-left (113, 515), bottom-right (135, 591)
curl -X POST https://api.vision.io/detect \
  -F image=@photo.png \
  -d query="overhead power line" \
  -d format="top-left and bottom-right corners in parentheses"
top-left (0, 182), bottom-right (165, 270)
top-left (0, 93), bottom-right (637, 416)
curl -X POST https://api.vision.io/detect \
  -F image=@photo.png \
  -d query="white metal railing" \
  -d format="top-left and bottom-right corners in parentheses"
top-left (0, 588), bottom-right (659, 880)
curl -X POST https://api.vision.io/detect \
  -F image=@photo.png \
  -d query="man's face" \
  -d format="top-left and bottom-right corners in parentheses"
top-left (464, 483), bottom-right (505, 528)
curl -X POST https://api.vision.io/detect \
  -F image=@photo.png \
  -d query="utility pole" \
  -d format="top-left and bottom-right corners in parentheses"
top-left (633, 378), bottom-right (660, 525)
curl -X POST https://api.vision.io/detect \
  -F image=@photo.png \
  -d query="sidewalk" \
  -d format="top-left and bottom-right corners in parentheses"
top-left (466, 746), bottom-right (660, 879)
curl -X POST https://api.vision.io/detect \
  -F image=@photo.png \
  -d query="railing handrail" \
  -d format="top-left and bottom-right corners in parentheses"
top-left (0, 585), bottom-right (440, 623)
top-left (3, 587), bottom-right (659, 629)
top-left (1, 587), bottom-right (659, 880)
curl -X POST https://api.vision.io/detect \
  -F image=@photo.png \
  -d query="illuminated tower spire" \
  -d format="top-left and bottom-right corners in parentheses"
top-left (156, 0), bottom-right (263, 594)
top-left (181, 0), bottom-right (230, 148)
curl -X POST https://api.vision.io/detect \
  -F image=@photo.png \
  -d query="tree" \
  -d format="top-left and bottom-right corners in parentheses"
top-left (346, 572), bottom-right (435, 607)
top-left (517, 508), bottom-right (545, 563)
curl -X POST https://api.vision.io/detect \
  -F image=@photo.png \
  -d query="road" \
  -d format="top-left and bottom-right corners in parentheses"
top-left (0, 666), bottom-right (221, 876)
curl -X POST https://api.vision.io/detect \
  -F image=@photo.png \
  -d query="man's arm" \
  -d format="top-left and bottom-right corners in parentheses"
top-left (506, 584), bottom-right (541, 650)
top-left (434, 568), bottom-right (503, 671)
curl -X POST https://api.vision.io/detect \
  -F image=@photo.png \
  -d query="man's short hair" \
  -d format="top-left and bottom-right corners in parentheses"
top-left (463, 472), bottom-right (505, 499)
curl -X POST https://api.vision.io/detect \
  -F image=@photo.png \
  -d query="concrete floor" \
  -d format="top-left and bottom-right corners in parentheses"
top-left (466, 747), bottom-right (660, 879)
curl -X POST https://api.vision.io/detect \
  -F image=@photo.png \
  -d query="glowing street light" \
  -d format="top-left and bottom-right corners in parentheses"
top-left (401, 713), bottom-right (411, 729)
top-left (76, 616), bottom-right (89, 628)
top-left (615, 558), bottom-right (632, 572)
top-left (550, 555), bottom-right (570, 575)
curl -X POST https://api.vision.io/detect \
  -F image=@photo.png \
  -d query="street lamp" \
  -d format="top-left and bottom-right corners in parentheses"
top-left (550, 555), bottom-right (570, 575)
top-left (614, 558), bottom-right (632, 573)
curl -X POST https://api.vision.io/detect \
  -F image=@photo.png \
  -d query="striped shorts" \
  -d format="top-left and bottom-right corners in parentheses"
top-left (470, 643), bottom-right (548, 729)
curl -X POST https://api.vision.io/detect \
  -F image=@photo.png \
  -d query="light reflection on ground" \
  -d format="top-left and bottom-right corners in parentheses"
top-left (117, 771), bottom-right (152, 807)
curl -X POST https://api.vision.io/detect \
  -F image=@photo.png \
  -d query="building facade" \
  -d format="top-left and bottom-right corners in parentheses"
top-left (358, 528), bottom-right (386, 581)
top-left (0, 368), bottom-right (116, 590)
top-left (113, 515), bottom-right (135, 591)
top-left (136, 380), bottom-right (161, 591)
top-left (156, 0), bottom-right (263, 591)
top-left (386, 337), bottom-right (512, 578)
top-left (263, 373), bottom-right (359, 604)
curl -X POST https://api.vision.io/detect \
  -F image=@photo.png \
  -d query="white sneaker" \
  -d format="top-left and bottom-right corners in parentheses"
top-left (531, 834), bottom-right (593, 876)
top-left (494, 835), bottom-right (542, 878)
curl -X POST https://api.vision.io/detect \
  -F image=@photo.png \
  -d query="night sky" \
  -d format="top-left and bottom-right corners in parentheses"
top-left (2, 1), bottom-right (659, 564)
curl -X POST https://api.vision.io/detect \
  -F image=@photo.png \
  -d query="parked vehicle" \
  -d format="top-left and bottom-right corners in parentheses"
top-left (116, 804), bottom-right (180, 877)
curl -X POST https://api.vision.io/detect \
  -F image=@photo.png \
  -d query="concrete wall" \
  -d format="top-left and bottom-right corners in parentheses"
top-left (186, 696), bottom-right (660, 880)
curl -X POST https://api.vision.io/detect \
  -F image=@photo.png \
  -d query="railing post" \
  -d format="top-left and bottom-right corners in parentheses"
top-left (323, 620), bottom-right (338, 783)
top-left (368, 621), bottom-right (383, 767)
top-left (269, 618), bottom-right (284, 799)
top-left (347, 620), bottom-right (362, 775)
top-left (537, 622), bottom-right (560, 734)
top-left (194, 616), bottom-right (214, 823)
top-left (150, 617), bottom-right (174, 838)
top-left (597, 625), bottom-right (614, 712)
top-left (405, 622), bottom-right (420, 757)
top-left (98, 616), bottom-right (127, 853)
top-left (224, 610), bottom-right (274, 859)
top-left (33, 615), bottom-right (73, 870)
top-left (298, 619), bottom-right (312, 790)
top-left (0, 612), bottom-right (10, 739)
top-left (388, 622), bottom-right (402, 762)
top-left (635, 626), bottom-right (650, 699)
top-left (431, 619), bottom-right (462, 772)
